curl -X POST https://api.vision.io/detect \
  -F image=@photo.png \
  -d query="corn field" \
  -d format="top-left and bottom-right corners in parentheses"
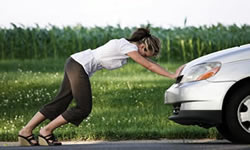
top-left (1, 23), bottom-right (250, 61)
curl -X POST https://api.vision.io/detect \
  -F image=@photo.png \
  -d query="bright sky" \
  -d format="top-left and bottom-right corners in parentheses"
top-left (1, 0), bottom-right (250, 28)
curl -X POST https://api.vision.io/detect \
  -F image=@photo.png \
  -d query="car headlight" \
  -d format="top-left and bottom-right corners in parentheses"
top-left (180, 62), bottom-right (221, 83)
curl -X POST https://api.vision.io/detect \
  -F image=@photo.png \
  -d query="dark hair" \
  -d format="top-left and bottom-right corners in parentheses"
top-left (126, 28), bottom-right (161, 56)
top-left (126, 28), bottom-right (151, 42)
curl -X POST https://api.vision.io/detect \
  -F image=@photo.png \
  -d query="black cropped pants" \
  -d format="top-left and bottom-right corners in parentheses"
top-left (40, 57), bottom-right (92, 126)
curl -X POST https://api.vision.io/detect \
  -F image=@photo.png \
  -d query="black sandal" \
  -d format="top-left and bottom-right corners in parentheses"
top-left (18, 134), bottom-right (39, 146)
top-left (38, 134), bottom-right (62, 146)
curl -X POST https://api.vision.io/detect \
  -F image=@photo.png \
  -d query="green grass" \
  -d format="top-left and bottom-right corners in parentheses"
top-left (0, 59), bottom-right (219, 141)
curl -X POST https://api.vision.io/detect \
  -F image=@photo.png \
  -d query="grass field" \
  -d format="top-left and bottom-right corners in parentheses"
top-left (0, 59), bottom-right (219, 141)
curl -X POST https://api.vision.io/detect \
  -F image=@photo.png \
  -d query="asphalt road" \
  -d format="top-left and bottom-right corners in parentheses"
top-left (1, 139), bottom-right (250, 150)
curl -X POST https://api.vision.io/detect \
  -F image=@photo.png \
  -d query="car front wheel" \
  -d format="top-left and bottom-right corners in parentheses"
top-left (217, 85), bottom-right (250, 144)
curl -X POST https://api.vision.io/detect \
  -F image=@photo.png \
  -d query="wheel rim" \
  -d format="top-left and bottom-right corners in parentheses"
top-left (237, 95), bottom-right (250, 133)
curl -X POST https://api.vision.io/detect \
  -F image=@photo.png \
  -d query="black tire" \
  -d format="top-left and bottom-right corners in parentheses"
top-left (216, 123), bottom-right (240, 142)
top-left (217, 85), bottom-right (250, 144)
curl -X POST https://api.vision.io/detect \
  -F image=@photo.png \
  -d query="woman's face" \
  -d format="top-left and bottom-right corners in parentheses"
top-left (138, 43), bottom-right (154, 57)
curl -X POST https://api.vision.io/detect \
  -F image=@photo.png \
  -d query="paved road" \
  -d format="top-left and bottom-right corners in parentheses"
top-left (1, 139), bottom-right (250, 150)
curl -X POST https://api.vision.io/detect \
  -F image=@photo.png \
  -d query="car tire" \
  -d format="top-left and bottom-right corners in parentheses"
top-left (217, 85), bottom-right (250, 143)
top-left (216, 123), bottom-right (240, 142)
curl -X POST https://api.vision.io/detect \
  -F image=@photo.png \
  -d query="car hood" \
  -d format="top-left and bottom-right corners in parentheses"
top-left (182, 44), bottom-right (250, 74)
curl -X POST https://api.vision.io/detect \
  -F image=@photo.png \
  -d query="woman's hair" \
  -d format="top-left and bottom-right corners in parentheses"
top-left (126, 28), bottom-right (161, 56)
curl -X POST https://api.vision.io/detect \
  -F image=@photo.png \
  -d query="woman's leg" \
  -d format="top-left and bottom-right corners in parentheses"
top-left (18, 112), bottom-right (46, 144)
top-left (39, 115), bottom-right (67, 136)
top-left (39, 58), bottom-right (92, 136)
top-left (19, 58), bottom-right (73, 138)
top-left (39, 72), bottom-right (73, 121)
top-left (61, 58), bottom-right (92, 126)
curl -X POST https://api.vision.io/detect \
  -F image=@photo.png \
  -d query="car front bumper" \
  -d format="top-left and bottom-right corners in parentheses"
top-left (165, 80), bottom-right (235, 127)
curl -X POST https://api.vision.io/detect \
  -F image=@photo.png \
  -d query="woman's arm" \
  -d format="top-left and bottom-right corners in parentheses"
top-left (127, 51), bottom-right (184, 79)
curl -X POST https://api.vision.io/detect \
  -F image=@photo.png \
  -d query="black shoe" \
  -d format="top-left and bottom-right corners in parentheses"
top-left (18, 134), bottom-right (39, 146)
top-left (38, 134), bottom-right (62, 146)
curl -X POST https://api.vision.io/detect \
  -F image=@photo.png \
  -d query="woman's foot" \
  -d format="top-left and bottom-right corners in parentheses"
top-left (18, 134), bottom-right (39, 146)
top-left (18, 128), bottom-right (38, 146)
top-left (38, 134), bottom-right (62, 146)
top-left (39, 127), bottom-right (52, 137)
top-left (39, 128), bottom-right (61, 146)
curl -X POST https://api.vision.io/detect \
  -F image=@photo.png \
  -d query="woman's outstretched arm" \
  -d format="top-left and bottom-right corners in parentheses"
top-left (127, 51), bottom-right (185, 79)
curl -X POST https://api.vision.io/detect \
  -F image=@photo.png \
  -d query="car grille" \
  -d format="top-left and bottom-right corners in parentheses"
top-left (173, 103), bottom-right (181, 115)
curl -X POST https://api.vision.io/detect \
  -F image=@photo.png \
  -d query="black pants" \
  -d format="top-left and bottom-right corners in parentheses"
top-left (40, 57), bottom-right (92, 126)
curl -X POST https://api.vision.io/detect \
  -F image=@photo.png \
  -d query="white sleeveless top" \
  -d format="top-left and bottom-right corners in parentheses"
top-left (71, 38), bottom-right (138, 77)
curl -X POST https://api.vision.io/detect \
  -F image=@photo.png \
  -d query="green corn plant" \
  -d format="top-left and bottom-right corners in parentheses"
top-left (1, 24), bottom-right (250, 61)
top-left (31, 29), bottom-right (38, 59)
top-left (180, 39), bottom-right (186, 62)
top-left (188, 39), bottom-right (194, 60)
top-left (196, 38), bottom-right (201, 57)
top-left (48, 28), bottom-right (57, 59)
top-left (0, 29), bottom-right (4, 59)
top-left (166, 36), bottom-right (171, 62)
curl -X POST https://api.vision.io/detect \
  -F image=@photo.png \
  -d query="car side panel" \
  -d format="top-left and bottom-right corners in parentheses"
top-left (208, 59), bottom-right (250, 82)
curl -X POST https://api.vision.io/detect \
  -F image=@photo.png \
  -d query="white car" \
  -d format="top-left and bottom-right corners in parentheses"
top-left (164, 44), bottom-right (250, 143)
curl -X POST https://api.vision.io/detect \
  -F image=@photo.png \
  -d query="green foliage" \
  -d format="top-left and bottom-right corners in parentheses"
top-left (1, 24), bottom-right (250, 61)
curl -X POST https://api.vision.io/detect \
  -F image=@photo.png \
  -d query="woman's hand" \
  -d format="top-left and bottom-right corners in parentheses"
top-left (173, 64), bottom-right (186, 79)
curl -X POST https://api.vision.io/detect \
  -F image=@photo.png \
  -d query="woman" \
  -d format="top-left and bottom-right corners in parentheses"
top-left (18, 28), bottom-right (185, 146)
